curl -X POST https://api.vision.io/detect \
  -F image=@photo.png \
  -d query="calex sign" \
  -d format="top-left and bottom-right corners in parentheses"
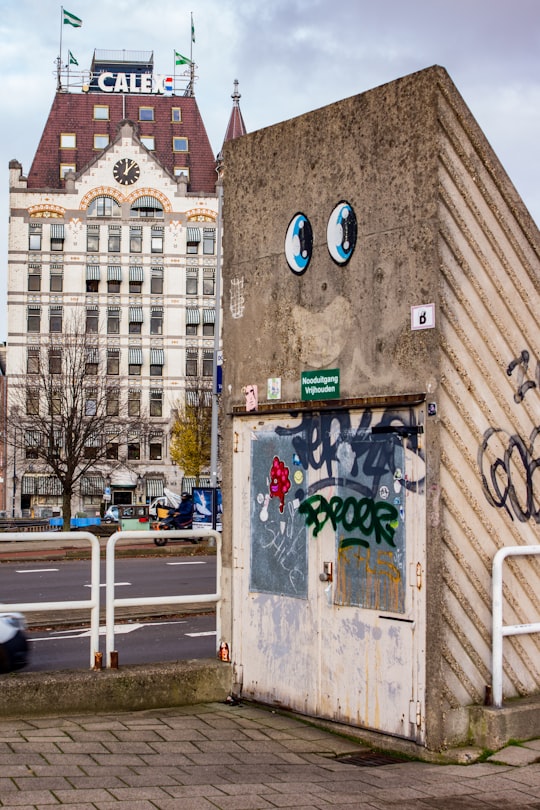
top-left (96, 72), bottom-right (173, 94)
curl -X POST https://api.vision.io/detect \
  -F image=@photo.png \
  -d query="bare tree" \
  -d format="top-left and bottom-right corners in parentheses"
top-left (170, 384), bottom-right (212, 485)
top-left (9, 319), bottom-right (145, 526)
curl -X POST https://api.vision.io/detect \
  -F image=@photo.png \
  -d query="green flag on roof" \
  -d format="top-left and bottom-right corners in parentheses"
top-left (175, 51), bottom-right (191, 66)
top-left (68, 50), bottom-right (78, 66)
top-left (63, 9), bottom-right (82, 27)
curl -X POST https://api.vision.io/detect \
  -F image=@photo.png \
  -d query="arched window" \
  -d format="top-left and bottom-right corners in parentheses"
top-left (130, 196), bottom-right (164, 219)
top-left (88, 196), bottom-right (121, 217)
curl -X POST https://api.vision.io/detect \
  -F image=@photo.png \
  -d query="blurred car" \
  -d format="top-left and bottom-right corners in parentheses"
top-left (0, 612), bottom-right (29, 673)
top-left (103, 505), bottom-right (120, 523)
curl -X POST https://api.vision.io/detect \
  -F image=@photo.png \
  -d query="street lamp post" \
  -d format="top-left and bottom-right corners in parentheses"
top-left (210, 173), bottom-right (223, 492)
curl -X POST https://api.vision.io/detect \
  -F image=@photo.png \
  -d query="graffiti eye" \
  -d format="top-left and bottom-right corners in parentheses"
top-left (285, 213), bottom-right (313, 275)
top-left (327, 201), bottom-right (357, 265)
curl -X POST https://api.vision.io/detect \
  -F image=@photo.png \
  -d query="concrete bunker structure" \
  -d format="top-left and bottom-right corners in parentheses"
top-left (219, 65), bottom-right (540, 752)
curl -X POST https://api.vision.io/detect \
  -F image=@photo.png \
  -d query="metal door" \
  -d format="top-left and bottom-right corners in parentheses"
top-left (231, 406), bottom-right (426, 741)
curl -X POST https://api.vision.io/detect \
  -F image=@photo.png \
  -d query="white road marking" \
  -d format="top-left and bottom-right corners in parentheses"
top-left (16, 568), bottom-right (59, 573)
top-left (185, 631), bottom-right (216, 637)
top-left (83, 582), bottom-right (131, 588)
top-left (166, 561), bottom-right (205, 565)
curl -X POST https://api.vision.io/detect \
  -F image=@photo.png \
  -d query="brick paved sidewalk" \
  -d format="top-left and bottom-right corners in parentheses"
top-left (1, 702), bottom-right (540, 809)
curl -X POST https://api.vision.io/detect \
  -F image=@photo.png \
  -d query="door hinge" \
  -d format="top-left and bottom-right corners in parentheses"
top-left (409, 700), bottom-right (422, 727)
top-left (409, 561), bottom-right (422, 589)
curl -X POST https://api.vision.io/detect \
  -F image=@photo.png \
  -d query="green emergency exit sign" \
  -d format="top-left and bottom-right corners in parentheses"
top-left (301, 369), bottom-right (340, 401)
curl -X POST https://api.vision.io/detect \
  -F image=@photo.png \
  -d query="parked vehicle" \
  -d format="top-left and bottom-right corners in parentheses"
top-left (103, 505), bottom-right (120, 523)
top-left (0, 612), bottom-right (29, 673)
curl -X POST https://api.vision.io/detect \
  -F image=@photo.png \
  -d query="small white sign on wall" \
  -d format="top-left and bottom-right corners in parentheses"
top-left (411, 303), bottom-right (435, 330)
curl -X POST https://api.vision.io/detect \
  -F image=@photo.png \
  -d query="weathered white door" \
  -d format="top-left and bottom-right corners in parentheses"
top-left (231, 405), bottom-right (426, 742)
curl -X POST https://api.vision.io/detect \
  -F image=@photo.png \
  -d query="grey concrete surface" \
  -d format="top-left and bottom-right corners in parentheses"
top-left (2, 701), bottom-right (540, 809)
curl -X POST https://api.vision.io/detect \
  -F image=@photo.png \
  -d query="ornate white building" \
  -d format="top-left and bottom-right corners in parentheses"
top-left (6, 50), bottom-right (244, 517)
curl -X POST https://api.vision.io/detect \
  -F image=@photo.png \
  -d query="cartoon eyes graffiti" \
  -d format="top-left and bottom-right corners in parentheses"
top-left (284, 213), bottom-right (313, 275)
top-left (285, 202), bottom-right (358, 273)
top-left (326, 201), bottom-right (357, 266)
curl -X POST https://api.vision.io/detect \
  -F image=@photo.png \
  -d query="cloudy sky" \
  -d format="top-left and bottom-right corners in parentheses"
top-left (1, 0), bottom-right (540, 340)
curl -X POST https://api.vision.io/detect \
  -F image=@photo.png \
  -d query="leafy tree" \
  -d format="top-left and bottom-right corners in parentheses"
top-left (9, 319), bottom-right (145, 526)
top-left (170, 386), bottom-right (212, 483)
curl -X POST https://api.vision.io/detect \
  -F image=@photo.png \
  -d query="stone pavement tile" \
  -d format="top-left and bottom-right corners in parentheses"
top-left (94, 802), bottom-right (158, 810)
top-left (523, 740), bottom-right (540, 752)
top-left (60, 774), bottom-right (129, 789)
top-left (52, 788), bottom-right (115, 804)
top-left (141, 739), bottom-right (202, 754)
top-left (488, 746), bottom-right (540, 766)
top-left (505, 766), bottom-right (540, 787)
top-left (469, 788), bottom-right (540, 806)
top-left (162, 783), bottom-right (228, 798)
top-left (155, 800), bottom-right (233, 810)
top-left (12, 776), bottom-right (74, 791)
top-left (107, 786), bottom-right (181, 802)
top-left (159, 765), bottom-right (236, 785)
top-left (195, 795), bottom-right (276, 809)
top-left (0, 790), bottom-right (60, 806)
top-left (54, 739), bottom-right (112, 753)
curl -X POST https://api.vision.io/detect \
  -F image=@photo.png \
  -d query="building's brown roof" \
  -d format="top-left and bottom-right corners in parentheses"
top-left (222, 80), bottom-right (247, 146)
top-left (27, 91), bottom-right (217, 194)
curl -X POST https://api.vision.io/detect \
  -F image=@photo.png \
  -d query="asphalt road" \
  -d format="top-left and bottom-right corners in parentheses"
top-left (0, 554), bottom-right (218, 672)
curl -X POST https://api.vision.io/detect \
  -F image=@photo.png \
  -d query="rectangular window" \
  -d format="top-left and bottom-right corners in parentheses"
top-left (150, 307), bottom-right (163, 335)
top-left (150, 390), bottom-right (163, 417)
top-left (85, 389), bottom-right (97, 416)
top-left (149, 439), bottom-right (162, 460)
top-left (127, 441), bottom-right (140, 460)
top-left (108, 278), bottom-right (120, 293)
top-left (150, 268), bottom-right (163, 294)
top-left (186, 241), bottom-right (198, 254)
top-left (26, 388), bottom-right (39, 416)
top-left (151, 227), bottom-right (163, 254)
top-left (203, 349), bottom-right (213, 377)
top-left (171, 107), bottom-right (182, 122)
top-left (173, 136), bottom-right (188, 152)
top-left (49, 306), bottom-right (63, 333)
top-left (128, 389), bottom-right (141, 417)
top-left (106, 388), bottom-right (119, 417)
top-left (186, 349), bottom-right (198, 377)
top-left (150, 349), bottom-right (164, 378)
top-left (60, 163), bottom-right (76, 178)
top-left (93, 105), bottom-right (109, 120)
top-left (203, 274), bottom-right (215, 296)
top-left (27, 349), bottom-right (40, 374)
top-left (86, 306), bottom-right (99, 333)
top-left (107, 307), bottom-right (120, 334)
top-left (49, 347), bottom-right (62, 375)
top-left (174, 166), bottom-right (190, 182)
top-left (29, 224), bottom-right (42, 251)
top-left (203, 321), bottom-right (214, 337)
top-left (108, 227), bottom-right (121, 253)
top-left (186, 270), bottom-right (198, 295)
top-left (85, 348), bottom-right (99, 376)
top-left (203, 228), bottom-right (216, 255)
top-left (94, 134), bottom-right (110, 149)
top-left (139, 106), bottom-right (154, 121)
top-left (60, 133), bottom-right (76, 148)
top-left (87, 225), bottom-right (99, 252)
top-left (107, 348), bottom-right (119, 375)
top-left (86, 279), bottom-right (99, 293)
top-left (50, 390), bottom-right (62, 416)
top-left (50, 224), bottom-right (65, 252)
top-left (27, 306), bottom-right (41, 332)
top-left (28, 267), bottom-right (41, 291)
top-left (50, 270), bottom-right (63, 292)
top-left (106, 440), bottom-right (119, 460)
top-left (130, 226), bottom-right (142, 253)
top-left (140, 135), bottom-right (155, 150)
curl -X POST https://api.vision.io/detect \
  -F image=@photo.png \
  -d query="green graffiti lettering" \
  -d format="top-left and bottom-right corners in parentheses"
top-left (299, 494), bottom-right (398, 548)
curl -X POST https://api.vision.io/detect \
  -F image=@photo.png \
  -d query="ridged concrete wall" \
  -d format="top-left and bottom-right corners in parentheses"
top-left (437, 80), bottom-right (540, 732)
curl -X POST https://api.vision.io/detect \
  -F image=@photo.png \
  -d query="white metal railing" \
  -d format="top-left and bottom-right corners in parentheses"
top-left (492, 544), bottom-right (540, 707)
top-left (0, 531), bottom-right (101, 667)
top-left (105, 528), bottom-right (221, 668)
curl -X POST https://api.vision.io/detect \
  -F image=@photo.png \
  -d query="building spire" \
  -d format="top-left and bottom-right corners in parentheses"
top-left (222, 79), bottom-right (247, 146)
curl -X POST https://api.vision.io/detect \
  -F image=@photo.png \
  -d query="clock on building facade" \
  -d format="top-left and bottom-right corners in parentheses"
top-left (113, 158), bottom-right (140, 185)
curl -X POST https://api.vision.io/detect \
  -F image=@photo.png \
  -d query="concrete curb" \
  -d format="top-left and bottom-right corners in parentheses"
top-left (0, 659), bottom-right (233, 718)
